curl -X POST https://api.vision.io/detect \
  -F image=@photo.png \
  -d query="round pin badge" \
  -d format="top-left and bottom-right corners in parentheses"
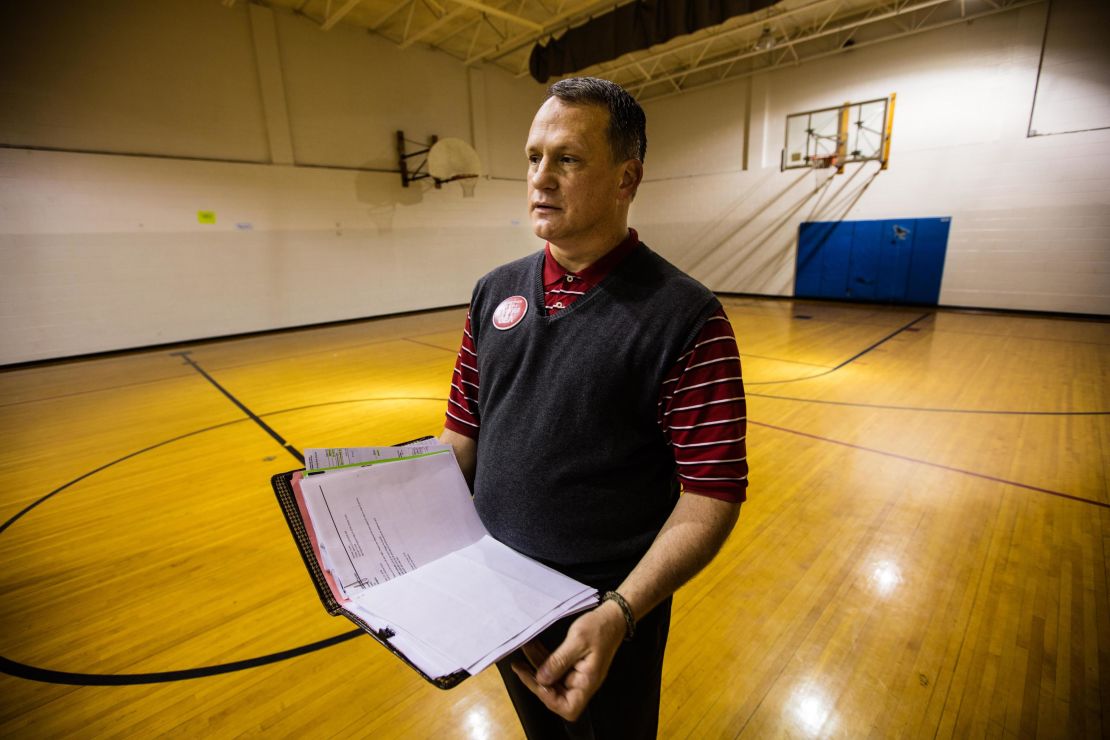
top-left (492, 296), bottom-right (528, 330)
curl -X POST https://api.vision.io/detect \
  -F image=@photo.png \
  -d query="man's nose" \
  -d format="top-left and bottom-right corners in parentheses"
top-left (530, 158), bottom-right (556, 189)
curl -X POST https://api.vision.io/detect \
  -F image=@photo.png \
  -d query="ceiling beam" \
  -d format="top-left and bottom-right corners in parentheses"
top-left (511, 0), bottom-right (863, 77)
top-left (400, 5), bottom-right (470, 47)
top-left (467, 0), bottom-right (640, 65)
top-left (322, 0), bottom-right (364, 30)
top-left (592, 0), bottom-right (871, 82)
top-left (371, 0), bottom-right (415, 30)
top-left (631, 0), bottom-right (1043, 101)
top-left (444, 0), bottom-right (543, 30)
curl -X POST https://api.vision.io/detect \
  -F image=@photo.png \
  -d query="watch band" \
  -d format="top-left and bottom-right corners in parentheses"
top-left (601, 590), bottom-right (636, 642)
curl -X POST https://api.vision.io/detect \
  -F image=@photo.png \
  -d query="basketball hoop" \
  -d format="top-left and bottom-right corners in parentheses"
top-left (812, 155), bottom-right (837, 170)
top-left (428, 172), bottom-right (478, 197)
top-left (428, 138), bottom-right (481, 196)
top-left (397, 133), bottom-right (483, 197)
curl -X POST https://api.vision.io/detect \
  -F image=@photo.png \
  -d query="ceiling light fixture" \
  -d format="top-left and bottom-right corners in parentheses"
top-left (754, 27), bottom-right (775, 51)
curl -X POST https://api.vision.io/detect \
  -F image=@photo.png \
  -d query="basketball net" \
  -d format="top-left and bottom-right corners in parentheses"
top-left (427, 138), bottom-right (482, 198)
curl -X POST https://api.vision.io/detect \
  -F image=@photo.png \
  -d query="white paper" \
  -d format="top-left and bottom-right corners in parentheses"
top-left (298, 451), bottom-right (486, 595)
top-left (304, 442), bottom-right (451, 473)
top-left (352, 535), bottom-right (595, 673)
top-left (343, 602), bottom-right (464, 680)
top-left (296, 446), bottom-right (599, 681)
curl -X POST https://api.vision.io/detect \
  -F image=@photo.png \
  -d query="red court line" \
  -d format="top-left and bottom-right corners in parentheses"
top-left (750, 420), bottom-right (1109, 509)
top-left (748, 392), bottom-right (1109, 416)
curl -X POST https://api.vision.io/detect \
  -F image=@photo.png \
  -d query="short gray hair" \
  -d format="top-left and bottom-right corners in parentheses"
top-left (546, 77), bottom-right (647, 163)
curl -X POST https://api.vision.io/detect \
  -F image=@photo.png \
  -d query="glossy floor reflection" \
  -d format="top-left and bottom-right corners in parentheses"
top-left (0, 297), bottom-right (1106, 738)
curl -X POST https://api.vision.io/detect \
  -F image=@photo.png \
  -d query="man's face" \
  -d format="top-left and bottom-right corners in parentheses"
top-left (525, 97), bottom-right (637, 253)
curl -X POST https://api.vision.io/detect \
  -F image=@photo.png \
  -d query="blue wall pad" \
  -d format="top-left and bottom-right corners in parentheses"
top-left (795, 217), bottom-right (951, 305)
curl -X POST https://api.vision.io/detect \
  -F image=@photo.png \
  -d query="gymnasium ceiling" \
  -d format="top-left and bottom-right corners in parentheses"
top-left (247, 0), bottom-right (1041, 101)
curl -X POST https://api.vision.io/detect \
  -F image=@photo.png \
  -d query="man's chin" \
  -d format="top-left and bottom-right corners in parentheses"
top-left (530, 218), bottom-right (562, 241)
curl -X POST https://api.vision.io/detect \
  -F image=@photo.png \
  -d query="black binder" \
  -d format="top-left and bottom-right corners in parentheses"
top-left (271, 466), bottom-right (470, 690)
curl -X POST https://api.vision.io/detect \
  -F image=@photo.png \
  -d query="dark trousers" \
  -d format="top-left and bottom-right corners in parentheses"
top-left (495, 598), bottom-right (672, 740)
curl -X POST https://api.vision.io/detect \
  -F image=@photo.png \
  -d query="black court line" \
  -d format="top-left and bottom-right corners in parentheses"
top-left (0, 418), bottom-right (248, 537)
top-left (0, 397), bottom-right (449, 686)
top-left (0, 371), bottom-right (201, 410)
top-left (0, 631), bottom-right (364, 686)
top-left (166, 325), bottom-right (469, 380)
top-left (257, 397), bottom-right (450, 420)
top-left (410, 327), bottom-right (836, 373)
top-left (748, 392), bottom-right (1110, 417)
top-left (0, 397), bottom-right (431, 686)
top-left (752, 420), bottom-right (1110, 510)
top-left (171, 351), bottom-right (304, 464)
top-left (404, 337), bottom-right (460, 353)
top-left (746, 312), bottom-right (932, 386)
top-left (2, 381), bottom-right (1101, 688)
top-left (721, 302), bottom-right (925, 326)
top-left (740, 352), bottom-right (833, 369)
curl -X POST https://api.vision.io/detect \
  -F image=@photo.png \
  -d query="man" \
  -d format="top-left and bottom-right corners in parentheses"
top-left (440, 77), bottom-right (747, 738)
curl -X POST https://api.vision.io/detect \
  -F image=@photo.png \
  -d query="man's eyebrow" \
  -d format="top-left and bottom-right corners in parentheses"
top-left (526, 142), bottom-right (578, 154)
top-left (553, 136), bottom-right (586, 149)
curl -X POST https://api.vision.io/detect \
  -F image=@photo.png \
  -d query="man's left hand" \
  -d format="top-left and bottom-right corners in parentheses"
top-left (510, 600), bottom-right (627, 721)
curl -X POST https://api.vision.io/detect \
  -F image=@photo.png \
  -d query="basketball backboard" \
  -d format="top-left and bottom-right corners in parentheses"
top-left (397, 132), bottom-right (482, 197)
top-left (783, 95), bottom-right (895, 173)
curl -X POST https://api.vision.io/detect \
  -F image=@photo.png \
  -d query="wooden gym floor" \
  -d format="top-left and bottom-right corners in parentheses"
top-left (0, 296), bottom-right (1107, 738)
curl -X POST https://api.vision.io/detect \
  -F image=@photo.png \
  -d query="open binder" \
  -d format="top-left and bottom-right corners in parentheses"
top-left (271, 442), bottom-right (598, 690)
top-left (272, 468), bottom-right (468, 689)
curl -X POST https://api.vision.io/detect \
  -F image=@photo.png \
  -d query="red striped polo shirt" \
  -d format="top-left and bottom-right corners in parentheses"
top-left (445, 232), bottom-right (748, 503)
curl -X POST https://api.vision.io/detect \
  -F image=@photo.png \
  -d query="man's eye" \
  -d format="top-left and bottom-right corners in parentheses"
top-left (527, 154), bottom-right (541, 164)
top-left (560, 156), bottom-right (577, 164)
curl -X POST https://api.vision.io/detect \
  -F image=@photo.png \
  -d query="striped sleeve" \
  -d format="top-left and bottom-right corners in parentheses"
top-left (658, 307), bottom-right (748, 503)
top-left (444, 310), bottom-right (481, 438)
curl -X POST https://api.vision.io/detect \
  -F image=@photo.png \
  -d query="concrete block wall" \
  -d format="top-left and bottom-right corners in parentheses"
top-left (2, 0), bottom-right (1108, 364)
top-left (635, 2), bottom-right (1110, 315)
top-left (0, 0), bottom-right (546, 364)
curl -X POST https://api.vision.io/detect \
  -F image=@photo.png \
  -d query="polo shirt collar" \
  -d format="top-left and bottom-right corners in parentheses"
top-left (543, 228), bottom-right (641, 286)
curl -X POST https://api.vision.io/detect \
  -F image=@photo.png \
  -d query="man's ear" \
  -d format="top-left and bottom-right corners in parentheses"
top-left (619, 159), bottom-right (644, 201)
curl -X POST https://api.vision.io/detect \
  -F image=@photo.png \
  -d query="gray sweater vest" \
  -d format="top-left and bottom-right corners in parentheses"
top-left (470, 244), bottom-right (720, 589)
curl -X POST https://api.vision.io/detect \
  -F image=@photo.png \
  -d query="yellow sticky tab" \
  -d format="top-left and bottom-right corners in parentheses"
top-left (197, 210), bottom-right (216, 225)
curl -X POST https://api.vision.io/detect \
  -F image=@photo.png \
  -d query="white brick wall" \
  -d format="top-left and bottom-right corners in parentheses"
top-left (635, 3), bottom-right (1110, 316)
top-left (0, 1), bottom-right (544, 365)
top-left (0, 148), bottom-right (536, 364)
top-left (1, 0), bottom-right (1107, 364)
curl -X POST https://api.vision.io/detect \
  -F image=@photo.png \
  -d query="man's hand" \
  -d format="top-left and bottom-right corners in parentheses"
top-left (509, 494), bottom-right (740, 721)
top-left (510, 600), bottom-right (627, 721)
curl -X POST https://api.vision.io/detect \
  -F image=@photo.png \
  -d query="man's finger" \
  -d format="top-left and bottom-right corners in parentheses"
top-left (512, 663), bottom-right (563, 707)
top-left (535, 638), bottom-right (582, 686)
top-left (511, 663), bottom-right (589, 721)
top-left (510, 654), bottom-right (536, 681)
top-left (520, 640), bottom-right (550, 670)
top-left (510, 660), bottom-right (540, 691)
top-left (561, 669), bottom-right (593, 690)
